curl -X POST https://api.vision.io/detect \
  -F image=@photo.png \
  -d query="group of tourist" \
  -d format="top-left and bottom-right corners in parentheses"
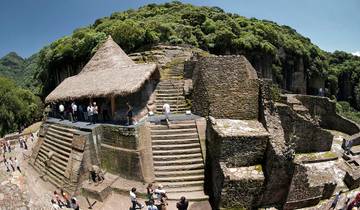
top-left (129, 183), bottom-right (188, 210)
top-left (329, 191), bottom-right (360, 210)
top-left (50, 189), bottom-right (79, 210)
top-left (57, 101), bottom-right (100, 124)
top-left (2, 155), bottom-right (21, 173)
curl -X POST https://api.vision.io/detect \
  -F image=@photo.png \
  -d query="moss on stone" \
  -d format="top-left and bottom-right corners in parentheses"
top-left (255, 164), bottom-right (263, 172)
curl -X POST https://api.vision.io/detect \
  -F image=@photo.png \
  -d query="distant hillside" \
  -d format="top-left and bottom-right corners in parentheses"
top-left (0, 52), bottom-right (39, 91)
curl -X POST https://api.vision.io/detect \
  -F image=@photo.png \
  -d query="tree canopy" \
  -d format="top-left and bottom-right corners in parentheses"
top-left (0, 77), bottom-right (43, 137)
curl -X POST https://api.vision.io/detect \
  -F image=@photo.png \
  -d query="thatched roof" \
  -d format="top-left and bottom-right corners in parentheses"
top-left (45, 36), bottom-right (157, 103)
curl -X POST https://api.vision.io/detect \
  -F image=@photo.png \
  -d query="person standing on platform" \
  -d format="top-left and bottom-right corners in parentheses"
top-left (93, 102), bottom-right (98, 124)
top-left (59, 103), bottom-right (65, 120)
top-left (87, 103), bottom-right (93, 124)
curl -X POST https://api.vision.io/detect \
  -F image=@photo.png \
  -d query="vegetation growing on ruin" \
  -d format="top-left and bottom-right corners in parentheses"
top-left (0, 77), bottom-right (43, 137)
top-left (336, 101), bottom-right (360, 124)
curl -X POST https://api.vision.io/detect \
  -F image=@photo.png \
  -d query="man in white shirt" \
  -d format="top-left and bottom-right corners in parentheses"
top-left (87, 103), bottom-right (93, 124)
top-left (162, 103), bottom-right (171, 126)
top-left (71, 102), bottom-right (78, 122)
top-left (59, 103), bottom-right (65, 120)
top-left (130, 187), bottom-right (144, 209)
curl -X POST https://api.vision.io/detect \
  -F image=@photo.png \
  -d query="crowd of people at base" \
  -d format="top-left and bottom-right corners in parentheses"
top-left (50, 189), bottom-right (79, 210)
top-left (1, 134), bottom-right (34, 174)
top-left (329, 191), bottom-right (360, 210)
top-left (130, 184), bottom-right (189, 210)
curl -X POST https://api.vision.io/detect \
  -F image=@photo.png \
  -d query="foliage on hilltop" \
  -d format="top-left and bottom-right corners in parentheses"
top-left (0, 77), bottom-right (43, 137)
top-left (35, 1), bottom-right (328, 98)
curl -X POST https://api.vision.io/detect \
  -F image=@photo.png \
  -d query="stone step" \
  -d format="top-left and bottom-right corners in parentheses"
top-left (156, 96), bottom-right (185, 100)
top-left (154, 163), bottom-right (204, 171)
top-left (46, 130), bottom-right (73, 143)
top-left (45, 133), bottom-right (72, 147)
top-left (151, 128), bottom-right (197, 135)
top-left (155, 174), bottom-right (204, 182)
top-left (153, 157), bottom-right (203, 166)
top-left (48, 124), bottom-right (77, 134)
top-left (156, 92), bottom-right (184, 96)
top-left (150, 124), bottom-right (196, 130)
top-left (165, 186), bottom-right (203, 193)
top-left (155, 104), bottom-right (189, 108)
top-left (154, 169), bottom-right (204, 177)
top-left (45, 137), bottom-right (71, 153)
top-left (152, 138), bottom-right (199, 145)
top-left (37, 151), bottom-right (67, 172)
top-left (155, 108), bottom-right (190, 112)
top-left (156, 89), bottom-right (183, 93)
top-left (36, 155), bottom-right (66, 176)
top-left (47, 127), bottom-right (74, 139)
top-left (167, 191), bottom-right (208, 201)
top-left (153, 153), bottom-right (202, 161)
top-left (157, 180), bottom-right (204, 188)
top-left (44, 137), bottom-right (72, 153)
top-left (39, 145), bottom-right (69, 163)
top-left (153, 147), bottom-right (201, 156)
top-left (152, 143), bottom-right (200, 151)
top-left (35, 161), bottom-right (64, 188)
top-left (151, 133), bottom-right (199, 140)
top-left (42, 142), bottom-right (70, 160)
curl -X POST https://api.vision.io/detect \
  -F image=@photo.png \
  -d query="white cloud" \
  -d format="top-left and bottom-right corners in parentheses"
top-left (353, 51), bottom-right (360, 57)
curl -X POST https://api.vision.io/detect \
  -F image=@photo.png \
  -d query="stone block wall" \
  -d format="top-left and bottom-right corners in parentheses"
top-left (296, 95), bottom-right (360, 135)
top-left (99, 125), bottom-right (143, 181)
top-left (206, 118), bottom-right (268, 209)
top-left (192, 55), bottom-right (260, 120)
top-left (97, 123), bottom-right (154, 182)
top-left (277, 104), bottom-right (333, 153)
top-left (284, 164), bottom-right (323, 209)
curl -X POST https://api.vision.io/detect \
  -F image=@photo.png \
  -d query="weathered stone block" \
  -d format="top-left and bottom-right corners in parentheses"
top-left (72, 135), bottom-right (86, 151)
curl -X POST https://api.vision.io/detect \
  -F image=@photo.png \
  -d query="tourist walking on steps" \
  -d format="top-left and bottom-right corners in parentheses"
top-left (130, 187), bottom-right (144, 209)
top-left (87, 103), bottom-right (94, 124)
top-left (71, 197), bottom-right (80, 210)
top-left (176, 196), bottom-right (189, 210)
top-left (162, 103), bottom-right (171, 126)
top-left (59, 103), bottom-right (65, 120)
top-left (126, 101), bottom-right (134, 126)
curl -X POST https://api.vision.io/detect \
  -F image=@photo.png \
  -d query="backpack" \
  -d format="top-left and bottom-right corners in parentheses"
top-left (148, 205), bottom-right (158, 210)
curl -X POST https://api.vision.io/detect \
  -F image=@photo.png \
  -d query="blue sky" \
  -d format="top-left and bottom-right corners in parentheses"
top-left (0, 0), bottom-right (359, 58)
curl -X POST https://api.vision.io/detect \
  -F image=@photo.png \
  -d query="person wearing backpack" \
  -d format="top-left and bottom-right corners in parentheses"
top-left (147, 200), bottom-right (158, 210)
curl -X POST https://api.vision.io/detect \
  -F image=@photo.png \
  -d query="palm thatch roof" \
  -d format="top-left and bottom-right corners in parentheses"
top-left (45, 36), bottom-right (158, 103)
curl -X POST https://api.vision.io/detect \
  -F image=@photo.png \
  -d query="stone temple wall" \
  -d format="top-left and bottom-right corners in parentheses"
top-left (296, 95), bottom-right (360, 135)
top-left (192, 55), bottom-right (259, 120)
top-left (96, 123), bottom-right (154, 182)
top-left (205, 118), bottom-right (268, 209)
top-left (277, 103), bottom-right (333, 153)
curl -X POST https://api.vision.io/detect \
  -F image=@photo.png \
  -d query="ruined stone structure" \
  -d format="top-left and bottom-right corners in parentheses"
top-left (30, 42), bottom-right (360, 209)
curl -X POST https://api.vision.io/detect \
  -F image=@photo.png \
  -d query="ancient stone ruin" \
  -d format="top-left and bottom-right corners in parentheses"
top-left (29, 36), bottom-right (360, 209)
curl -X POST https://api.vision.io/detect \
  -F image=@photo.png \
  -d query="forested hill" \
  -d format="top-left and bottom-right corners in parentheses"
top-left (3, 1), bottom-right (360, 108)
top-left (0, 52), bottom-right (39, 90)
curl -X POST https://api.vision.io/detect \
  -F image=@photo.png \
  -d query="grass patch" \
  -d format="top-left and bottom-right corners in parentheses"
top-left (336, 101), bottom-right (360, 124)
top-left (22, 121), bottom-right (42, 134)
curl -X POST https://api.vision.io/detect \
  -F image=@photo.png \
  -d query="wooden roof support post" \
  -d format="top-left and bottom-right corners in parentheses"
top-left (111, 96), bottom-right (116, 118)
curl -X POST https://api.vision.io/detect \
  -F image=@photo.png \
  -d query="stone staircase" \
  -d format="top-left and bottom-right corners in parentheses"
top-left (33, 124), bottom-right (79, 193)
top-left (154, 61), bottom-right (190, 114)
top-left (283, 94), bottom-right (312, 120)
top-left (150, 120), bottom-right (208, 201)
